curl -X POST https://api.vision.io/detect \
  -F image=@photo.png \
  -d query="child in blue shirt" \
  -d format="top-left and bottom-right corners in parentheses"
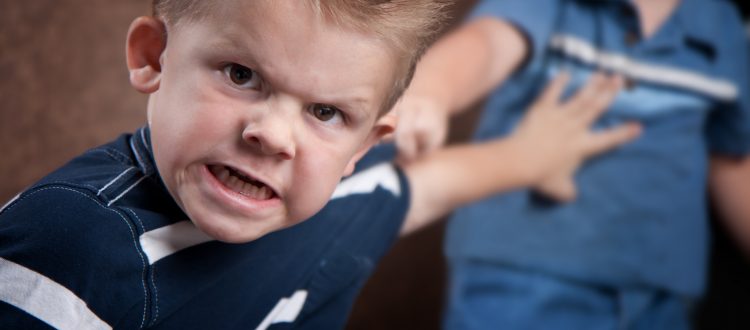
top-left (395, 0), bottom-right (750, 328)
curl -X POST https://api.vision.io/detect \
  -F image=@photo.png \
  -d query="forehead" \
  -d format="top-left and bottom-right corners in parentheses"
top-left (175, 0), bottom-right (399, 116)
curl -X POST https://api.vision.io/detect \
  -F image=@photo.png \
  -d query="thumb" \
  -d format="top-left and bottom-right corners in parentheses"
top-left (536, 176), bottom-right (577, 203)
top-left (549, 177), bottom-right (577, 203)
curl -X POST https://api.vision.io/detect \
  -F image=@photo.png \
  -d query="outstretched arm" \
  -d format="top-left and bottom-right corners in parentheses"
top-left (399, 73), bottom-right (641, 236)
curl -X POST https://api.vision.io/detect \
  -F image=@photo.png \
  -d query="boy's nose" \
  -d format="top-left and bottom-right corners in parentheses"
top-left (241, 117), bottom-right (296, 160)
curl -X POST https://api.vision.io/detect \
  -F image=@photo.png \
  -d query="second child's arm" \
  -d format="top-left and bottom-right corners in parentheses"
top-left (710, 154), bottom-right (750, 255)
top-left (399, 73), bottom-right (641, 235)
top-left (394, 18), bottom-right (528, 160)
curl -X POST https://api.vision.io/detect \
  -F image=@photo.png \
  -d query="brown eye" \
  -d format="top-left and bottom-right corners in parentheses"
top-left (223, 63), bottom-right (261, 89)
top-left (311, 104), bottom-right (341, 122)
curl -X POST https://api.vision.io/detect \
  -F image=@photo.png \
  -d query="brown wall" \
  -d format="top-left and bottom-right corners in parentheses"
top-left (0, 1), bottom-right (150, 202)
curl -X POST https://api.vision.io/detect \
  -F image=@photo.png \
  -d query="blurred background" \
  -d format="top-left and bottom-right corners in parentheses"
top-left (0, 1), bottom-right (747, 329)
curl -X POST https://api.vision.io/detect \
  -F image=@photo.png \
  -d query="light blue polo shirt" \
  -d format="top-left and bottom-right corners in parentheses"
top-left (446, 0), bottom-right (750, 297)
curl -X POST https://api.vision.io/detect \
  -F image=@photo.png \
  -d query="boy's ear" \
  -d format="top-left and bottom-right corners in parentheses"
top-left (126, 16), bottom-right (167, 93)
top-left (343, 112), bottom-right (398, 176)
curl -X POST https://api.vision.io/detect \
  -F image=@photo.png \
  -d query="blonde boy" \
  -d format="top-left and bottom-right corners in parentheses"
top-left (0, 0), bottom-right (638, 328)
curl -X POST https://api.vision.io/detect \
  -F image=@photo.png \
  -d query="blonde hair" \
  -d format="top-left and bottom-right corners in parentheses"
top-left (152, 0), bottom-right (448, 114)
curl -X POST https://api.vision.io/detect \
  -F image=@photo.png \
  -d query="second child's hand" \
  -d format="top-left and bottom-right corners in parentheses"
top-left (512, 72), bottom-right (642, 202)
top-left (399, 72), bottom-right (641, 235)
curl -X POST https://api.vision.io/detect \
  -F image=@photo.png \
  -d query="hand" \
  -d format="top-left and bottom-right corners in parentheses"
top-left (511, 72), bottom-right (642, 202)
top-left (392, 94), bottom-right (451, 162)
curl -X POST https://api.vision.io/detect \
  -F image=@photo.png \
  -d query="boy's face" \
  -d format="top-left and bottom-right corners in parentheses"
top-left (129, 0), bottom-right (397, 242)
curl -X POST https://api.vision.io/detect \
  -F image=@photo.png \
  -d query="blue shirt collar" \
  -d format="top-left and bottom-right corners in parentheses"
top-left (597, 0), bottom-right (718, 52)
top-left (132, 126), bottom-right (158, 177)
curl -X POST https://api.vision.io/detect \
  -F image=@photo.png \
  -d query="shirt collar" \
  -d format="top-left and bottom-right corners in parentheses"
top-left (603, 0), bottom-right (719, 53)
top-left (131, 126), bottom-right (158, 177)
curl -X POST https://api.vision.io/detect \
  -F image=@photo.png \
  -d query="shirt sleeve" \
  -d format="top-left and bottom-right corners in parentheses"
top-left (0, 185), bottom-right (148, 330)
top-left (468, 0), bottom-right (562, 76)
top-left (706, 4), bottom-right (750, 156)
top-left (292, 154), bottom-right (410, 328)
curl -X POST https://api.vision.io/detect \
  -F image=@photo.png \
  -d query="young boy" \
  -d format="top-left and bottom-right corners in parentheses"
top-left (0, 0), bottom-right (639, 329)
top-left (395, 0), bottom-right (750, 328)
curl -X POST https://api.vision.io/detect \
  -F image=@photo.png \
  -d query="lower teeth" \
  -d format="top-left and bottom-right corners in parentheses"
top-left (216, 167), bottom-right (271, 200)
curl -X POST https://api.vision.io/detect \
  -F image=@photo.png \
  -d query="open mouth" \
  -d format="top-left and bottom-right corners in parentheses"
top-left (208, 165), bottom-right (276, 200)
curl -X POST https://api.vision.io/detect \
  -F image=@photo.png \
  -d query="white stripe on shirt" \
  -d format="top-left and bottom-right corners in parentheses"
top-left (549, 34), bottom-right (738, 101)
top-left (0, 257), bottom-right (111, 330)
top-left (139, 221), bottom-right (213, 265)
top-left (0, 193), bottom-right (21, 213)
top-left (331, 163), bottom-right (401, 200)
top-left (255, 290), bottom-right (308, 330)
top-left (138, 163), bottom-right (401, 264)
top-left (97, 167), bottom-right (137, 196)
top-left (107, 176), bottom-right (149, 206)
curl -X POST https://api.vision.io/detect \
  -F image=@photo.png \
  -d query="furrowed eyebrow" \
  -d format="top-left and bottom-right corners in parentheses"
top-left (206, 36), bottom-right (252, 58)
top-left (323, 97), bottom-right (373, 122)
top-left (205, 32), bottom-right (379, 123)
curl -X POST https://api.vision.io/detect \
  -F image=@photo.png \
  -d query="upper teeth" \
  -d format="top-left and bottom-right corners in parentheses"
top-left (211, 165), bottom-right (273, 200)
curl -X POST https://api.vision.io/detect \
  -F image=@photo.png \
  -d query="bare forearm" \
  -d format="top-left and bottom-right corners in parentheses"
top-left (710, 155), bottom-right (750, 254)
top-left (406, 18), bottom-right (528, 114)
top-left (400, 137), bottom-right (536, 235)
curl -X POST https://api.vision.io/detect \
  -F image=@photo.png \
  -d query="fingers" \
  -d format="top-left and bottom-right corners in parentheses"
top-left (585, 122), bottom-right (642, 156)
top-left (561, 72), bottom-right (606, 112)
top-left (416, 125), bottom-right (448, 156)
top-left (534, 72), bottom-right (621, 124)
top-left (553, 179), bottom-right (577, 203)
top-left (535, 71), bottom-right (571, 108)
top-left (395, 129), bottom-right (419, 161)
top-left (398, 123), bottom-right (448, 162)
top-left (576, 75), bottom-right (623, 124)
top-left (394, 98), bottom-right (451, 161)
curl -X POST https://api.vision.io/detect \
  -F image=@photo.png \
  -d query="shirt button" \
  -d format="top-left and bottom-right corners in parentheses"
top-left (624, 31), bottom-right (639, 46)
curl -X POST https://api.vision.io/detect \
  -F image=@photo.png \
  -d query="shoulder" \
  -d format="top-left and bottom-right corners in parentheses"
top-left (683, 0), bottom-right (746, 45)
top-left (0, 183), bottom-right (149, 279)
top-left (1, 183), bottom-right (137, 237)
top-left (1, 130), bottom-right (157, 245)
top-left (12, 131), bottom-right (161, 217)
top-left (702, 0), bottom-right (743, 18)
top-left (33, 136), bottom-right (141, 195)
top-left (0, 184), bottom-right (152, 329)
top-left (328, 144), bottom-right (410, 240)
top-left (1, 133), bottom-right (155, 271)
top-left (307, 160), bottom-right (410, 267)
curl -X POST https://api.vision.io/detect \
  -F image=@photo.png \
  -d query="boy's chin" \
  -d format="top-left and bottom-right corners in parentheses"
top-left (191, 217), bottom-right (288, 244)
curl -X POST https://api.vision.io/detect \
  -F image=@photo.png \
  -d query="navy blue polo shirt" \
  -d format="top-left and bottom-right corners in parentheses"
top-left (0, 127), bottom-right (409, 329)
top-left (447, 0), bottom-right (750, 297)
